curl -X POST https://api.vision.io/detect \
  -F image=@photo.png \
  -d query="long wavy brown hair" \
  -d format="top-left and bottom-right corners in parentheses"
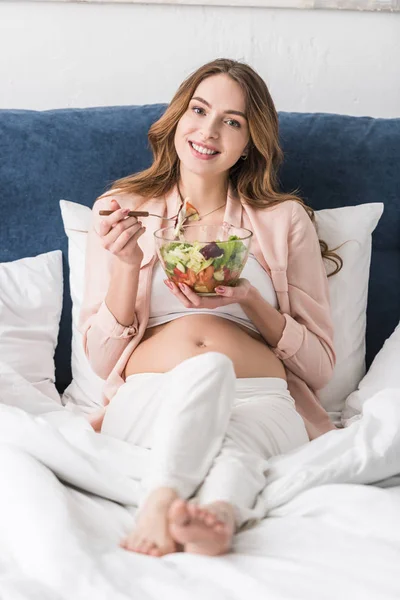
top-left (109, 58), bottom-right (342, 276)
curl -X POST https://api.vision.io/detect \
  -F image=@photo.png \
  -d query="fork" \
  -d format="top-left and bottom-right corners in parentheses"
top-left (99, 210), bottom-right (177, 220)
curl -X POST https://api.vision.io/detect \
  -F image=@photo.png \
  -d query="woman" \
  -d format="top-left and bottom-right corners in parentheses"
top-left (80, 59), bottom-right (341, 558)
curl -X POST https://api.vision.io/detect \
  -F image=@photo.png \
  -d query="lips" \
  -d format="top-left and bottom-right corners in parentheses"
top-left (188, 141), bottom-right (220, 161)
top-left (189, 140), bottom-right (220, 154)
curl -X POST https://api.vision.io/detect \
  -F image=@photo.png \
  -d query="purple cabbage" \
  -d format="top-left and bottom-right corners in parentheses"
top-left (200, 242), bottom-right (224, 260)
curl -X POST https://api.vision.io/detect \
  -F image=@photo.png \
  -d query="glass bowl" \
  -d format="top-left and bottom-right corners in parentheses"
top-left (154, 224), bottom-right (253, 296)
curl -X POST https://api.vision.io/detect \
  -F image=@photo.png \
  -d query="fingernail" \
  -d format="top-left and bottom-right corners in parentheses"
top-left (216, 286), bottom-right (226, 293)
top-left (179, 283), bottom-right (185, 291)
top-left (122, 208), bottom-right (130, 214)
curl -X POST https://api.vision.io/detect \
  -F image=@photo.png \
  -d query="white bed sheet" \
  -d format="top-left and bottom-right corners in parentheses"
top-left (0, 362), bottom-right (399, 600)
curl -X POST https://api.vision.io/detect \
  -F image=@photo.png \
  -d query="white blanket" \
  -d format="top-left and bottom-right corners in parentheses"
top-left (1, 362), bottom-right (400, 600)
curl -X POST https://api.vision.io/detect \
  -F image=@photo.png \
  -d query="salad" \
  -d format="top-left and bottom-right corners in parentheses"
top-left (159, 235), bottom-right (249, 294)
top-left (173, 198), bottom-right (199, 236)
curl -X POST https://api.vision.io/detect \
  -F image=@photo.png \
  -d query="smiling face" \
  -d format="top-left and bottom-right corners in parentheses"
top-left (174, 74), bottom-right (250, 180)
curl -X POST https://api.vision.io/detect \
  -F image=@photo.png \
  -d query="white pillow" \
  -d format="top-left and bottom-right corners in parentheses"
top-left (315, 203), bottom-right (383, 424)
top-left (342, 321), bottom-right (400, 427)
top-left (59, 201), bottom-right (104, 411)
top-left (59, 200), bottom-right (383, 421)
top-left (0, 251), bottom-right (63, 404)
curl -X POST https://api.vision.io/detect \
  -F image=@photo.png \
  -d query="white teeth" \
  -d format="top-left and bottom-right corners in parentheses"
top-left (191, 142), bottom-right (217, 156)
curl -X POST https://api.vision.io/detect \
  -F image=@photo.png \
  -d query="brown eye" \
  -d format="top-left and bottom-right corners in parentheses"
top-left (192, 106), bottom-right (206, 115)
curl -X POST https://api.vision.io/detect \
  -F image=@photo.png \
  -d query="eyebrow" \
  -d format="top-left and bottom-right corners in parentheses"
top-left (191, 96), bottom-right (247, 120)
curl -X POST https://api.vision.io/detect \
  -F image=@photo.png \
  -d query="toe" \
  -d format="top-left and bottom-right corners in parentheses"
top-left (137, 538), bottom-right (151, 553)
top-left (169, 498), bottom-right (190, 526)
top-left (124, 535), bottom-right (142, 553)
top-left (188, 503), bottom-right (200, 519)
top-left (121, 533), bottom-right (138, 552)
top-left (140, 540), bottom-right (153, 555)
top-left (196, 507), bottom-right (207, 520)
top-left (149, 545), bottom-right (162, 557)
top-left (159, 541), bottom-right (177, 556)
top-left (204, 512), bottom-right (217, 527)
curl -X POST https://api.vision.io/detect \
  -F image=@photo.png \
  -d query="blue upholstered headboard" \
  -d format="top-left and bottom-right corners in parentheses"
top-left (0, 105), bottom-right (399, 393)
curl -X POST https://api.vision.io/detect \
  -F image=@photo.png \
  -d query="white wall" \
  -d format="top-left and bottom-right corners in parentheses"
top-left (0, 1), bottom-right (399, 117)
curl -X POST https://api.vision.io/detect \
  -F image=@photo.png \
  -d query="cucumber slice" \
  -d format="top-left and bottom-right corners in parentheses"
top-left (213, 269), bottom-right (225, 281)
top-left (198, 257), bottom-right (214, 272)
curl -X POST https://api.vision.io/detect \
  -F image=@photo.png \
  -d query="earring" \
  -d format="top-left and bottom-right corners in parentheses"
top-left (241, 153), bottom-right (248, 160)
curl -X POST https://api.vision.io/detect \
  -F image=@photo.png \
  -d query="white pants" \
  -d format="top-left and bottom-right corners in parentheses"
top-left (101, 352), bottom-right (309, 528)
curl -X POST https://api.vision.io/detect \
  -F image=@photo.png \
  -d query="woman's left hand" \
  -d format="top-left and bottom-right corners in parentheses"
top-left (163, 278), bottom-right (253, 309)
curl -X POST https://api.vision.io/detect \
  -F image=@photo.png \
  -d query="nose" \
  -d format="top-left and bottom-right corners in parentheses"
top-left (200, 117), bottom-right (219, 141)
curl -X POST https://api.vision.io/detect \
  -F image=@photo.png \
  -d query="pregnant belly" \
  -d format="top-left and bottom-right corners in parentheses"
top-left (124, 315), bottom-right (286, 380)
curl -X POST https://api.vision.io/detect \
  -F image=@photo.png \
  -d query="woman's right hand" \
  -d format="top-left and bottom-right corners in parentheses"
top-left (98, 198), bottom-right (146, 267)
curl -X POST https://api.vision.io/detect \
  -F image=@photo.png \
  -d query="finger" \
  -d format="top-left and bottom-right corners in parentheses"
top-left (163, 280), bottom-right (192, 308)
top-left (110, 214), bottom-right (140, 230)
top-left (109, 224), bottom-right (145, 254)
top-left (215, 282), bottom-right (242, 296)
top-left (177, 283), bottom-right (201, 307)
top-left (215, 279), bottom-right (251, 300)
top-left (215, 285), bottom-right (234, 297)
top-left (99, 206), bottom-right (131, 236)
top-left (101, 215), bottom-right (141, 248)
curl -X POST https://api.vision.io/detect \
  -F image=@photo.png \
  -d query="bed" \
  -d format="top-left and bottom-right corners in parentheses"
top-left (0, 105), bottom-right (399, 599)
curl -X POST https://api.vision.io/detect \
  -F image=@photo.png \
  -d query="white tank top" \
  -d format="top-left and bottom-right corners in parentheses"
top-left (147, 254), bottom-right (278, 335)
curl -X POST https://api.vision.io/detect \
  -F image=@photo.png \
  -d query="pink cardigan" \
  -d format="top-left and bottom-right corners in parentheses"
top-left (79, 186), bottom-right (337, 440)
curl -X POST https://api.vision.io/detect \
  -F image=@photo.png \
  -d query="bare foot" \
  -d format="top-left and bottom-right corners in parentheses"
top-left (121, 487), bottom-right (179, 557)
top-left (168, 498), bottom-right (236, 556)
